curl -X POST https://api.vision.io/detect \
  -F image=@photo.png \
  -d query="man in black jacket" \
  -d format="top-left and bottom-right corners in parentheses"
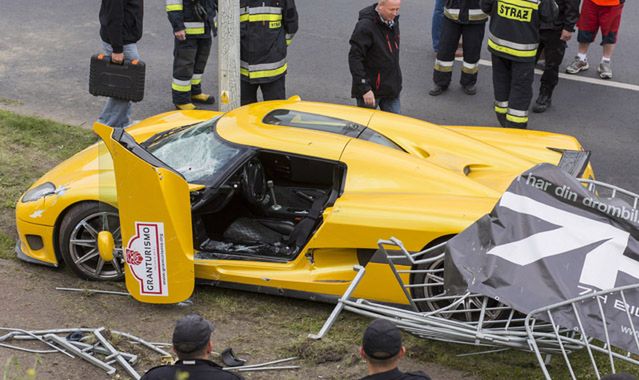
top-left (349, 0), bottom-right (402, 114)
top-left (359, 319), bottom-right (431, 380)
top-left (166, 0), bottom-right (217, 110)
top-left (98, 0), bottom-right (143, 128)
top-left (141, 314), bottom-right (243, 380)
top-left (532, 0), bottom-right (580, 113)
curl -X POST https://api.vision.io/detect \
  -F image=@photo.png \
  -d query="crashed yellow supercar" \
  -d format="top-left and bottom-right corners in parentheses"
top-left (15, 98), bottom-right (593, 305)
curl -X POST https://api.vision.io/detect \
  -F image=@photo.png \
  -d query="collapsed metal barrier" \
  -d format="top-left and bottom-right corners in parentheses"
top-left (0, 327), bottom-right (300, 377)
top-left (311, 178), bottom-right (639, 379)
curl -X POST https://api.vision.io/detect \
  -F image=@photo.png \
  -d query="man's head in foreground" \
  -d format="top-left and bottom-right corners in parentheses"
top-left (377, 0), bottom-right (401, 22)
top-left (360, 319), bottom-right (406, 374)
top-left (172, 313), bottom-right (214, 360)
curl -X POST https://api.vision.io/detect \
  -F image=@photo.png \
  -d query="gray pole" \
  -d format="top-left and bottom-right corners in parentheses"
top-left (217, 0), bottom-right (241, 111)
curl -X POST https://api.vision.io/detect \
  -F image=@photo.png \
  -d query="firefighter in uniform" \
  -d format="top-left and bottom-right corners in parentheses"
top-left (240, 0), bottom-right (299, 105)
top-left (166, 0), bottom-right (217, 110)
top-left (429, 0), bottom-right (488, 97)
top-left (481, 0), bottom-right (557, 129)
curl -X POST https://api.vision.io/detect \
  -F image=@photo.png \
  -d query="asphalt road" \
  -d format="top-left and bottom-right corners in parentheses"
top-left (0, 0), bottom-right (637, 190)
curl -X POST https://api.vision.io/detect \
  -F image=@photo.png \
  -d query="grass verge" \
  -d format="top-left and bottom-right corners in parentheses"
top-left (0, 110), bottom-right (96, 259)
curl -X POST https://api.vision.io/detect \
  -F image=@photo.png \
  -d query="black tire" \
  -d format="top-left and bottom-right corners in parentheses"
top-left (410, 236), bottom-right (507, 322)
top-left (59, 202), bottom-right (124, 281)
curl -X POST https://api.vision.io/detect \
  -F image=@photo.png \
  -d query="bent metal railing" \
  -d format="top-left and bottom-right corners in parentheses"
top-left (310, 179), bottom-right (639, 379)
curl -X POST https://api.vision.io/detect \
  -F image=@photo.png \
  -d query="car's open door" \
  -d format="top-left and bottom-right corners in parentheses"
top-left (94, 123), bottom-right (194, 304)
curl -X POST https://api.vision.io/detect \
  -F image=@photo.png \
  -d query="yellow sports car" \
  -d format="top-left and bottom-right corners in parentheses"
top-left (15, 97), bottom-right (593, 307)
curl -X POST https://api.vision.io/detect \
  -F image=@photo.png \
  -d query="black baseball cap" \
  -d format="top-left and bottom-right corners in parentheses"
top-left (172, 314), bottom-right (214, 353)
top-left (362, 319), bottom-right (402, 360)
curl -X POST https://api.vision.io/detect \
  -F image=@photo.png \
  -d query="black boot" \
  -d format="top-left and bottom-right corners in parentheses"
top-left (532, 89), bottom-right (552, 113)
top-left (496, 113), bottom-right (507, 128)
top-left (429, 85), bottom-right (448, 96)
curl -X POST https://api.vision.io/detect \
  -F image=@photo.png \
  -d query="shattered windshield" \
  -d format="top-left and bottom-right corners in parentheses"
top-left (144, 117), bottom-right (247, 183)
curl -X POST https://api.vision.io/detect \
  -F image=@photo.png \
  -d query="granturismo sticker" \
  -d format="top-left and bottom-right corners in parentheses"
top-left (125, 222), bottom-right (168, 296)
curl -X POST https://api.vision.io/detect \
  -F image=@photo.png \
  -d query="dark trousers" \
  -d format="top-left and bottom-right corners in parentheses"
top-left (491, 54), bottom-right (534, 128)
top-left (240, 77), bottom-right (286, 106)
top-left (537, 29), bottom-right (567, 94)
top-left (433, 18), bottom-right (485, 88)
top-left (172, 37), bottom-right (212, 105)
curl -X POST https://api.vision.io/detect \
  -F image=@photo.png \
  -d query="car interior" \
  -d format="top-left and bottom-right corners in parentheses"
top-left (191, 151), bottom-right (345, 262)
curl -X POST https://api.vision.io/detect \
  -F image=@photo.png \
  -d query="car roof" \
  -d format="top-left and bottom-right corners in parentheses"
top-left (217, 98), bottom-right (377, 162)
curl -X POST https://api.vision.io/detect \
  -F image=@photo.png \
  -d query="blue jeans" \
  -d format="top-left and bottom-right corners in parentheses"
top-left (97, 42), bottom-right (140, 128)
top-left (432, 0), bottom-right (445, 52)
top-left (356, 96), bottom-right (401, 114)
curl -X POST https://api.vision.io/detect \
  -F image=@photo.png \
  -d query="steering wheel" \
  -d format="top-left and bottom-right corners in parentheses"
top-left (240, 158), bottom-right (269, 207)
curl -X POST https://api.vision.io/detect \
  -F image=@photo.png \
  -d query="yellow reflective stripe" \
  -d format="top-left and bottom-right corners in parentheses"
top-left (488, 39), bottom-right (537, 58)
top-left (191, 79), bottom-right (202, 85)
top-left (500, 0), bottom-right (539, 10)
top-left (240, 14), bottom-right (283, 22)
top-left (506, 114), bottom-right (528, 123)
top-left (286, 39), bottom-right (293, 46)
top-left (495, 106), bottom-right (508, 114)
top-left (186, 28), bottom-right (205, 34)
top-left (240, 63), bottom-right (288, 79)
top-left (172, 83), bottom-right (191, 92)
top-left (166, 4), bottom-right (183, 11)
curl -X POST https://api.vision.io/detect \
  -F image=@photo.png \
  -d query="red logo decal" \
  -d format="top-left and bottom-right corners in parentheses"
top-left (126, 249), bottom-right (143, 266)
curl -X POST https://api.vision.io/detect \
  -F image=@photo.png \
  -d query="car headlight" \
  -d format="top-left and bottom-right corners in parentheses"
top-left (22, 182), bottom-right (56, 203)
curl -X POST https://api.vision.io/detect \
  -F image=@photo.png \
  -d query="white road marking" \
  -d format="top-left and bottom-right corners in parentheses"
top-left (457, 58), bottom-right (639, 92)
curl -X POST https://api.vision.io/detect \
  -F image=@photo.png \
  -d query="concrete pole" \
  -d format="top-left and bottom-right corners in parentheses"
top-left (217, 0), bottom-right (241, 111)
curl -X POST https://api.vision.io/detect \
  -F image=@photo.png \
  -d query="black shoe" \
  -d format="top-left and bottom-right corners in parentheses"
top-left (462, 84), bottom-right (477, 95)
top-left (496, 113), bottom-right (507, 128)
top-left (429, 85), bottom-right (448, 96)
top-left (508, 121), bottom-right (528, 129)
top-left (532, 92), bottom-right (552, 113)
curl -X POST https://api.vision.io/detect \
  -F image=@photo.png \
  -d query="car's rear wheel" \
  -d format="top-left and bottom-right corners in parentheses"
top-left (410, 237), bottom-right (507, 322)
top-left (59, 202), bottom-right (123, 281)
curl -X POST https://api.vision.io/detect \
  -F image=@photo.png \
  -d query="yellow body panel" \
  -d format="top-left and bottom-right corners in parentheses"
top-left (15, 100), bottom-right (594, 305)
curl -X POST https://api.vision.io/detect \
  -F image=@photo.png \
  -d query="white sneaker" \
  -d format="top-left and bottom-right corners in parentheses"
top-left (598, 61), bottom-right (613, 79)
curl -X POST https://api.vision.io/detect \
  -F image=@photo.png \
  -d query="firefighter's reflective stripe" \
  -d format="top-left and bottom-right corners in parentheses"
top-left (434, 59), bottom-right (454, 73)
top-left (184, 22), bottom-right (205, 35)
top-left (500, 0), bottom-right (539, 9)
top-left (495, 101), bottom-right (508, 114)
top-left (166, 0), bottom-right (183, 12)
top-left (191, 74), bottom-right (202, 85)
top-left (488, 32), bottom-right (538, 58)
top-left (444, 8), bottom-right (488, 21)
top-left (240, 59), bottom-right (287, 79)
top-left (507, 108), bottom-right (528, 123)
top-left (462, 61), bottom-right (479, 74)
top-left (172, 78), bottom-right (191, 92)
top-left (286, 33), bottom-right (295, 46)
top-left (240, 6), bottom-right (283, 23)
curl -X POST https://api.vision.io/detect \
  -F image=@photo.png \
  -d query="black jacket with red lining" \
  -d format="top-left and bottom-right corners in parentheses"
top-left (348, 4), bottom-right (402, 99)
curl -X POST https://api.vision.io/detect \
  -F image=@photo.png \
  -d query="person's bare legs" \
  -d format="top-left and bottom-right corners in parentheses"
top-left (602, 43), bottom-right (615, 60)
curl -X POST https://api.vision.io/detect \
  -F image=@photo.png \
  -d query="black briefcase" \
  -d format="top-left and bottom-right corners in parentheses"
top-left (89, 54), bottom-right (146, 102)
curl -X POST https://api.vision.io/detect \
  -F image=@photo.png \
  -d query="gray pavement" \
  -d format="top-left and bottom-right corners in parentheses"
top-left (0, 0), bottom-right (637, 190)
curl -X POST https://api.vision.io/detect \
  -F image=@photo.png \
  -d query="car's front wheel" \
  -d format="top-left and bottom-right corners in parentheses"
top-left (59, 202), bottom-right (124, 281)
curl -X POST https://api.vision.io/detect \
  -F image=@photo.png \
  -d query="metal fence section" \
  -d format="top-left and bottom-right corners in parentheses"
top-left (310, 179), bottom-right (639, 378)
top-left (526, 284), bottom-right (639, 380)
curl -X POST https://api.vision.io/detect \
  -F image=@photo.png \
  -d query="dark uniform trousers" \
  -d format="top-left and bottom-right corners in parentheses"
top-left (172, 37), bottom-right (212, 105)
top-left (537, 29), bottom-right (567, 93)
top-left (492, 54), bottom-right (534, 129)
top-left (434, 18), bottom-right (485, 88)
top-left (240, 77), bottom-right (286, 106)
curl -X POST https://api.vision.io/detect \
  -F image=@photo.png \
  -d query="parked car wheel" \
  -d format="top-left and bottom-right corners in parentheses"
top-left (59, 202), bottom-right (124, 281)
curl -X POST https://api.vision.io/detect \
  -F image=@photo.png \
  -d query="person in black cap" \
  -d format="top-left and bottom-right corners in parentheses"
top-left (359, 319), bottom-right (431, 380)
top-left (141, 313), bottom-right (243, 380)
